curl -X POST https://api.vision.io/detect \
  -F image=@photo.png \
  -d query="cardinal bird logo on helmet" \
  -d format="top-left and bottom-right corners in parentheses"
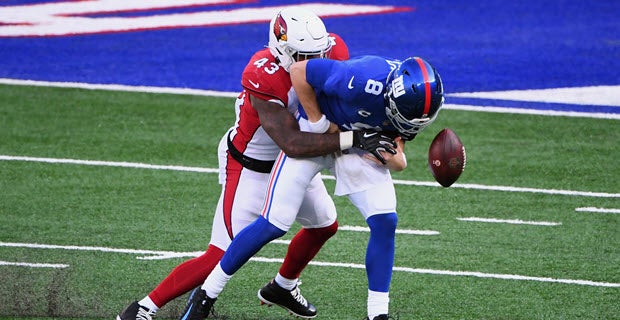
top-left (273, 13), bottom-right (288, 41)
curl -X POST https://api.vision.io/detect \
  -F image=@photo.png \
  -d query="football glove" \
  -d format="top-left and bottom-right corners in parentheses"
top-left (352, 130), bottom-right (397, 164)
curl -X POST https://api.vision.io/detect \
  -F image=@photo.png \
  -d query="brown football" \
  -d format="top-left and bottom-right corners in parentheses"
top-left (428, 128), bottom-right (466, 187)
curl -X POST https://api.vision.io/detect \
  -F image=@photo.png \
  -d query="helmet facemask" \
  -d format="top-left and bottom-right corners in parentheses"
top-left (386, 96), bottom-right (442, 136)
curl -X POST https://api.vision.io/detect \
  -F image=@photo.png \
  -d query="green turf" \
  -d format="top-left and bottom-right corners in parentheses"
top-left (0, 84), bottom-right (618, 319)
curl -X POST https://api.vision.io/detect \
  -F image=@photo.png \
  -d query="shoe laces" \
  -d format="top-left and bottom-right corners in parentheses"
top-left (289, 284), bottom-right (308, 307)
top-left (136, 307), bottom-right (155, 320)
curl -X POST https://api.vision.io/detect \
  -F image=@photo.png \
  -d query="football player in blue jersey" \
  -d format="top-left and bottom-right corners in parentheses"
top-left (180, 55), bottom-right (444, 320)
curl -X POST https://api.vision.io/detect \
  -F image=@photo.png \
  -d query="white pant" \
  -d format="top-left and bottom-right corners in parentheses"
top-left (261, 118), bottom-right (397, 231)
top-left (210, 131), bottom-right (337, 250)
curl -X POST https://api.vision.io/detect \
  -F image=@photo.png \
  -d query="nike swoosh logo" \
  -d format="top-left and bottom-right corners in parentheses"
top-left (248, 79), bottom-right (260, 89)
top-left (363, 132), bottom-right (376, 138)
top-left (347, 76), bottom-right (354, 89)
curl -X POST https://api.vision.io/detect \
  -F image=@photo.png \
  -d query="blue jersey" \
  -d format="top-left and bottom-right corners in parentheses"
top-left (300, 55), bottom-right (401, 132)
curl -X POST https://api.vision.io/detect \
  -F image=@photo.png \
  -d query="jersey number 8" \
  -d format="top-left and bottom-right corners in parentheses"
top-left (364, 79), bottom-right (384, 96)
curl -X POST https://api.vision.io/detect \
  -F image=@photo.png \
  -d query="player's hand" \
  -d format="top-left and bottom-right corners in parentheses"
top-left (363, 136), bottom-right (406, 171)
top-left (352, 130), bottom-right (397, 164)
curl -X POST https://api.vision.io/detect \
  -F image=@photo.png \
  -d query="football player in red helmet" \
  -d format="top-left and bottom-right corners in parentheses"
top-left (117, 7), bottom-right (395, 320)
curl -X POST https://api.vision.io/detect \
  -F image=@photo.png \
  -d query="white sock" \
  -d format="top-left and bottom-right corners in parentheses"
top-left (275, 273), bottom-right (298, 291)
top-left (367, 290), bottom-right (389, 319)
top-left (201, 263), bottom-right (232, 299)
top-left (138, 296), bottom-right (159, 312)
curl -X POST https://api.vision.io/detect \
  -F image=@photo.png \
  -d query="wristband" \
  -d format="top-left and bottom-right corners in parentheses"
top-left (339, 131), bottom-right (353, 150)
top-left (307, 114), bottom-right (330, 133)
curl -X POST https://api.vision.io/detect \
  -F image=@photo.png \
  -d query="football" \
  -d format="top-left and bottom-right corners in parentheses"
top-left (428, 128), bottom-right (466, 187)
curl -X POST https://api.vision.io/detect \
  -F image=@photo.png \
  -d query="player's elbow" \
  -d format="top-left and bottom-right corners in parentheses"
top-left (279, 145), bottom-right (306, 158)
top-left (280, 146), bottom-right (300, 158)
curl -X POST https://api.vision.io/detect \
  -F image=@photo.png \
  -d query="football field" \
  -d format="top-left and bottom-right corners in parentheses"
top-left (1, 0), bottom-right (619, 318)
top-left (0, 83), bottom-right (618, 319)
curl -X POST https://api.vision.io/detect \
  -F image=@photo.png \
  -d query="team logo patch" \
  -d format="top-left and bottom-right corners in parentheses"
top-left (273, 13), bottom-right (287, 41)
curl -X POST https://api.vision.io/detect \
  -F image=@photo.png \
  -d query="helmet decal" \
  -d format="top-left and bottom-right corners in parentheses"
top-left (273, 13), bottom-right (287, 42)
top-left (390, 75), bottom-right (406, 98)
top-left (413, 57), bottom-right (431, 117)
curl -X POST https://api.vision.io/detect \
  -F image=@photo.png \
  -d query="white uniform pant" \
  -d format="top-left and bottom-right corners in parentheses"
top-left (210, 131), bottom-right (337, 250)
top-left (261, 148), bottom-right (397, 232)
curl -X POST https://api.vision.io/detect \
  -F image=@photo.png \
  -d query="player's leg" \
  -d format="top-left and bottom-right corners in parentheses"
top-left (184, 153), bottom-right (323, 318)
top-left (347, 170), bottom-right (398, 319)
top-left (218, 153), bottom-right (321, 276)
top-left (316, 150), bottom-right (397, 319)
top-left (145, 165), bottom-right (268, 309)
top-left (119, 132), bottom-right (266, 320)
top-left (258, 172), bottom-right (338, 318)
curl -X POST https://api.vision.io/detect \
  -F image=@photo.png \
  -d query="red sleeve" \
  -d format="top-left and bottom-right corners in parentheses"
top-left (328, 33), bottom-right (350, 61)
top-left (241, 49), bottom-right (292, 105)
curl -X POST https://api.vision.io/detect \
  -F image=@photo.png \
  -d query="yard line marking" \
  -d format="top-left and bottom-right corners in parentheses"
top-left (339, 225), bottom-right (439, 235)
top-left (1, 78), bottom-right (618, 120)
top-left (443, 103), bottom-right (620, 120)
top-left (0, 260), bottom-right (69, 269)
top-left (457, 217), bottom-right (562, 226)
top-left (0, 241), bottom-right (185, 258)
top-left (0, 155), bottom-right (219, 174)
top-left (389, 266), bottom-right (620, 288)
top-left (250, 257), bottom-right (619, 288)
top-left (436, 181), bottom-right (619, 198)
top-left (448, 86), bottom-right (620, 107)
top-left (2, 155), bottom-right (619, 199)
top-left (2, 242), bottom-right (618, 288)
top-left (575, 207), bottom-right (620, 214)
top-left (0, 78), bottom-right (239, 98)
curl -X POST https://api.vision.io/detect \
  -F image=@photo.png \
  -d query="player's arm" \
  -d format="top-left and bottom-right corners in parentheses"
top-left (251, 95), bottom-right (396, 161)
top-left (250, 95), bottom-right (340, 158)
top-left (290, 60), bottom-right (325, 125)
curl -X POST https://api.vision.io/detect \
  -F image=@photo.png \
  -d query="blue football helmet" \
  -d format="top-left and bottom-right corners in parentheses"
top-left (385, 57), bottom-right (444, 137)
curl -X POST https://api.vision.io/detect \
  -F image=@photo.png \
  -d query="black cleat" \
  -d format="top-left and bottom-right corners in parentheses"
top-left (257, 279), bottom-right (317, 318)
top-left (179, 287), bottom-right (216, 320)
top-left (116, 301), bottom-right (156, 320)
top-left (365, 315), bottom-right (392, 320)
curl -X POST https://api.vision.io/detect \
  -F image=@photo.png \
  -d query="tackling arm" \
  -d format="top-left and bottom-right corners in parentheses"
top-left (250, 95), bottom-right (341, 158)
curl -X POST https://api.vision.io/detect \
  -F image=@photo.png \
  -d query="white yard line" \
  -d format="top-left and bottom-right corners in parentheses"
top-left (457, 217), bottom-right (562, 226)
top-left (443, 103), bottom-right (620, 120)
top-left (448, 86), bottom-right (620, 107)
top-left (2, 78), bottom-right (619, 119)
top-left (1, 155), bottom-right (618, 198)
top-left (0, 78), bottom-right (238, 98)
top-left (0, 155), bottom-right (219, 173)
top-left (1, 241), bottom-right (617, 288)
top-left (0, 260), bottom-right (69, 269)
top-left (575, 207), bottom-right (620, 214)
top-left (339, 225), bottom-right (439, 235)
